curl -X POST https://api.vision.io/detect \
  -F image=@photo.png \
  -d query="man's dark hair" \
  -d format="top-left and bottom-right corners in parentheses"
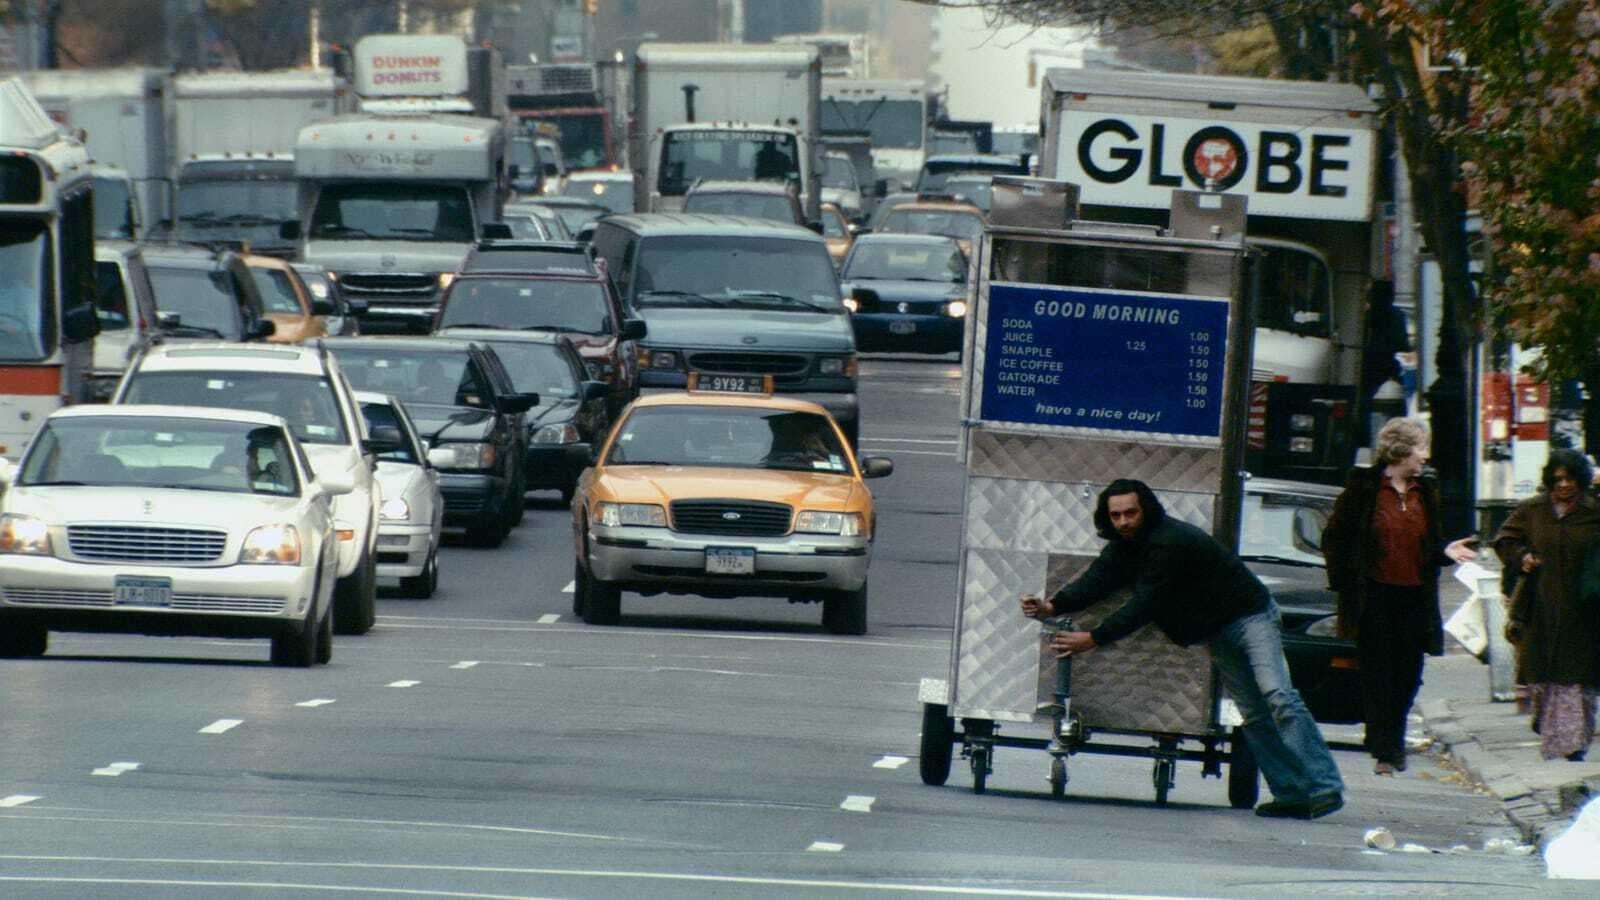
top-left (1093, 478), bottom-right (1166, 541)
top-left (1542, 448), bottom-right (1593, 492)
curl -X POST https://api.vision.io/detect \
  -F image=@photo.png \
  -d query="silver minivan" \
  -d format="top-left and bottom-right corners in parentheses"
top-left (87, 241), bottom-right (163, 402)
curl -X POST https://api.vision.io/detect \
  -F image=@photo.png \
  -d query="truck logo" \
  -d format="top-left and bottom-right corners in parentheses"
top-left (1192, 134), bottom-right (1241, 184)
top-left (339, 150), bottom-right (438, 174)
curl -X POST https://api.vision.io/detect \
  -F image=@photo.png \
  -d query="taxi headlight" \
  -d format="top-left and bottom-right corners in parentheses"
top-left (795, 510), bottom-right (863, 536)
top-left (240, 524), bottom-right (301, 565)
top-left (945, 300), bottom-right (969, 318)
top-left (598, 502), bottom-right (667, 527)
top-left (532, 423), bottom-right (581, 445)
top-left (0, 514), bottom-right (52, 555)
top-left (438, 272), bottom-right (456, 290)
top-left (380, 497), bottom-right (411, 521)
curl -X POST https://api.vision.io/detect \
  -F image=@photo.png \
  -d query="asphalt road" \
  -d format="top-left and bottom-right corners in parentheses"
top-left (0, 356), bottom-right (1572, 898)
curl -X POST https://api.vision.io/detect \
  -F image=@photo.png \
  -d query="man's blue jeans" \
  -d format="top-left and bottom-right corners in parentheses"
top-left (1209, 602), bottom-right (1345, 804)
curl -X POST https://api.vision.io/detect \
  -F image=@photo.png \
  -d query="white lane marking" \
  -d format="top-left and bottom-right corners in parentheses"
top-left (449, 661), bottom-right (479, 670)
top-left (840, 795), bottom-right (875, 813)
top-left (198, 719), bottom-right (243, 735)
top-left (536, 614), bottom-right (559, 625)
top-left (295, 699), bottom-right (337, 708)
top-left (873, 755), bottom-right (909, 769)
top-left (91, 762), bottom-right (140, 777)
top-left (561, 581), bottom-right (575, 593)
top-left (0, 796), bottom-right (40, 807)
top-left (387, 680), bottom-right (420, 688)
top-left (0, 855), bottom-right (1209, 898)
top-left (807, 841), bottom-right (845, 853)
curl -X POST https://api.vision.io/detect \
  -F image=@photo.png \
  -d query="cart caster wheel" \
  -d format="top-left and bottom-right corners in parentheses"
top-left (919, 702), bottom-right (955, 787)
top-left (1049, 756), bottom-right (1067, 799)
top-left (1153, 758), bottom-right (1174, 807)
top-left (970, 746), bottom-right (991, 794)
top-left (1228, 727), bottom-right (1260, 810)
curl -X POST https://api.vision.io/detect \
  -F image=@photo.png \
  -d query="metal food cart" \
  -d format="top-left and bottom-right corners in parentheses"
top-left (918, 178), bottom-right (1262, 807)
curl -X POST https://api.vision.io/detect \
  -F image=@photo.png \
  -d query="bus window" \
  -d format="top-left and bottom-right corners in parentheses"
top-left (0, 219), bottom-right (52, 361)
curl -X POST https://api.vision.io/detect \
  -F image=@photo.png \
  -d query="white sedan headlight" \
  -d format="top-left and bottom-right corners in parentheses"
top-left (795, 511), bottom-right (863, 536)
top-left (380, 497), bottom-right (411, 521)
top-left (430, 442), bottom-right (496, 470)
top-left (0, 514), bottom-right (52, 555)
top-left (240, 524), bottom-right (302, 565)
top-left (531, 423), bottom-right (581, 445)
top-left (597, 502), bottom-right (667, 527)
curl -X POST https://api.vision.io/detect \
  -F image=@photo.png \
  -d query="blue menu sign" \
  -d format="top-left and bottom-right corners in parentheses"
top-left (979, 283), bottom-right (1230, 438)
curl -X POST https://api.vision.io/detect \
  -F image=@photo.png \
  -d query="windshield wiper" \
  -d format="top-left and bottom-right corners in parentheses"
top-left (637, 290), bottom-right (730, 308)
top-left (726, 291), bottom-right (833, 312)
top-left (24, 479), bottom-right (88, 486)
top-left (162, 323), bottom-right (229, 339)
top-left (520, 324), bottom-right (587, 333)
top-left (311, 224), bottom-right (376, 239)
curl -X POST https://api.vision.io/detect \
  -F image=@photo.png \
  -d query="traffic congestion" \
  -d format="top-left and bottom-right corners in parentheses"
top-left (0, 3), bottom-right (1579, 896)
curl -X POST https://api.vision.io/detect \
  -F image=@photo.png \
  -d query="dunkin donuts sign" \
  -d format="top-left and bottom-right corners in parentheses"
top-left (354, 35), bottom-right (469, 98)
top-left (1056, 111), bottom-right (1374, 221)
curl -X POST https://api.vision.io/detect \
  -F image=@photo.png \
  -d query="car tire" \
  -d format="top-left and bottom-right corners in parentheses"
top-left (271, 610), bottom-right (317, 668)
top-left (571, 558), bottom-right (587, 617)
top-left (505, 470), bottom-right (526, 528)
top-left (822, 580), bottom-right (868, 635)
top-left (578, 558), bottom-right (621, 626)
top-left (0, 623), bottom-right (48, 658)
top-left (400, 550), bottom-right (439, 599)
top-left (466, 516), bottom-right (508, 548)
top-left (334, 551), bottom-right (377, 635)
top-left (314, 606), bottom-right (333, 665)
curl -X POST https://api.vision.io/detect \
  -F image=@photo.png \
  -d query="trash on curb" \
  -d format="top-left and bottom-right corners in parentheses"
top-left (1399, 843), bottom-right (1433, 853)
top-left (1363, 827), bottom-right (1396, 850)
top-left (1545, 795), bottom-right (1600, 879)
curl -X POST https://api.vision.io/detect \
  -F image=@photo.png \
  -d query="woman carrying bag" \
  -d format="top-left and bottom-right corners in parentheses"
top-left (1492, 448), bottom-right (1600, 761)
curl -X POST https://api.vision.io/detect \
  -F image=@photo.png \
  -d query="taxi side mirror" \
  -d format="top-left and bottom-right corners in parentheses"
top-left (859, 456), bottom-right (893, 479)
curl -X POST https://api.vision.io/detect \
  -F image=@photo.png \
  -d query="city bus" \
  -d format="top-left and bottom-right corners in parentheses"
top-left (0, 78), bottom-right (98, 462)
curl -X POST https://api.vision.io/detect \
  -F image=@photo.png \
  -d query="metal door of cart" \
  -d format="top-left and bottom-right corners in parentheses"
top-left (919, 179), bottom-right (1260, 807)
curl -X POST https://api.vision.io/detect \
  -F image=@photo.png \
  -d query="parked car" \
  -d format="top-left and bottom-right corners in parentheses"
top-left (292, 262), bottom-right (364, 337)
top-left (682, 180), bottom-right (806, 226)
top-left (436, 329), bottom-right (609, 504)
top-left (0, 405), bottom-right (349, 666)
top-left (840, 234), bottom-right (969, 356)
top-left (355, 392), bottom-right (442, 598)
top-left (561, 170), bottom-right (635, 215)
top-left (244, 254), bottom-right (329, 344)
top-left (589, 213), bottom-right (861, 445)
top-left (141, 243), bottom-right (274, 344)
top-left (570, 388), bottom-right (892, 633)
top-left (88, 241), bottom-right (163, 402)
top-left (819, 202), bottom-right (854, 270)
top-left (434, 240), bottom-right (645, 416)
top-left (112, 341), bottom-right (384, 635)
top-left (320, 337), bottom-right (534, 548)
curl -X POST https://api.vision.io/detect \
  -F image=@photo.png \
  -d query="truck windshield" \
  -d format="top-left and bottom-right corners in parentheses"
top-left (659, 131), bottom-right (799, 196)
top-left (177, 180), bottom-right (298, 229)
top-left (146, 267), bottom-right (242, 340)
top-left (634, 236), bottom-right (841, 310)
top-left (544, 113), bottom-right (606, 169)
top-left (822, 156), bottom-right (856, 190)
top-left (0, 219), bottom-right (52, 362)
top-left (92, 177), bottom-right (136, 239)
top-left (309, 183), bottom-right (475, 243)
top-left (822, 99), bottom-right (924, 150)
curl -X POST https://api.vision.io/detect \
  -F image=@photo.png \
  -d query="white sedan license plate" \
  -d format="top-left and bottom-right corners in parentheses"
top-left (114, 576), bottom-right (172, 607)
top-left (705, 547), bottom-right (756, 575)
top-left (889, 320), bottom-right (917, 335)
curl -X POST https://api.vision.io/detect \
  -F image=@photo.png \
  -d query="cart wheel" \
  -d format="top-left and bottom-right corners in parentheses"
top-left (1153, 758), bottom-right (1174, 807)
top-left (919, 702), bottom-right (955, 787)
top-left (1049, 756), bottom-right (1067, 799)
top-left (970, 746), bottom-right (990, 794)
top-left (1227, 727), bottom-right (1260, 810)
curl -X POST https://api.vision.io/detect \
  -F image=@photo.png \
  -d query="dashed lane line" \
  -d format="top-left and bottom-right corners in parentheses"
top-left (873, 755), bottom-right (909, 769)
top-left (807, 841), bottom-right (845, 852)
top-left (449, 661), bottom-right (479, 670)
top-left (387, 680), bottom-right (421, 688)
top-left (561, 581), bottom-right (575, 593)
top-left (536, 614), bottom-right (559, 625)
top-left (91, 763), bottom-right (139, 777)
top-left (0, 796), bottom-right (39, 807)
top-left (840, 795), bottom-right (875, 813)
top-left (294, 699), bottom-right (337, 708)
top-left (198, 719), bottom-right (243, 735)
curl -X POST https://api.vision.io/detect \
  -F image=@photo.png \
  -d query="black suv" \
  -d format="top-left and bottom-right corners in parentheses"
top-left (434, 240), bottom-right (645, 415)
top-left (141, 244), bottom-right (275, 343)
top-left (320, 337), bottom-right (536, 547)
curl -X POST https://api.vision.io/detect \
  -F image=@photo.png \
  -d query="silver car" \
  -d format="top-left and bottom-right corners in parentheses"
top-left (356, 391), bottom-right (443, 598)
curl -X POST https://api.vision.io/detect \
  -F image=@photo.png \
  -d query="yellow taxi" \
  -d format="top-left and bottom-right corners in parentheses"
top-left (820, 201), bottom-right (854, 269)
top-left (570, 376), bottom-right (892, 634)
top-left (243, 254), bottom-right (329, 344)
top-left (874, 198), bottom-right (986, 259)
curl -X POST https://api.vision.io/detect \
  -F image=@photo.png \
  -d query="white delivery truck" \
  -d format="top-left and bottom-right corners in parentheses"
top-left (22, 67), bottom-right (170, 236)
top-left (632, 42), bottom-right (822, 220)
top-left (1039, 69), bottom-right (1381, 483)
top-left (288, 34), bottom-right (506, 333)
top-left (821, 78), bottom-right (928, 192)
top-left (169, 69), bottom-right (356, 256)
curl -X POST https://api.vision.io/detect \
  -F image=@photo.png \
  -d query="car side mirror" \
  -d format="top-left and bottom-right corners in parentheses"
top-left (249, 319), bottom-right (277, 340)
top-left (563, 443), bottom-right (593, 468)
top-left (620, 318), bottom-right (647, 341)
top-left (481, 222), bottom-right (514, 240)
top-left (279, 220), bottom-right (301, 241)
top-left (362, 425), bottom-right (404, 456)
top-left (318, 469), bottom-right (356, 496)
top-left (581, 380), bottom-right (609, 402)
top-left (497, 392), bottom-right (538, 415)
top-left (310, 297), bottom-right (336, 316)
top-left (63, 304), bottom-right (100, 344)
top-left (847, 222), bottom-right (861, 236)
top-left (344, 296), bottom-right (369, 315)
top-left (860, 456), bottom-right (894, 479)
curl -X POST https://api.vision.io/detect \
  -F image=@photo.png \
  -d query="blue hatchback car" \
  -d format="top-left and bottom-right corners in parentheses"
top-left (841, 234), bottom-right (970, 355)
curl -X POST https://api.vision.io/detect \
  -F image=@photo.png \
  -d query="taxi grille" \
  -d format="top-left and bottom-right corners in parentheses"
top-left (670, 500), bottom-right (792, 537)
top-left (67, 526), bottom-right (227, 563)
top-left (686, 352), bottom-right (809, 376)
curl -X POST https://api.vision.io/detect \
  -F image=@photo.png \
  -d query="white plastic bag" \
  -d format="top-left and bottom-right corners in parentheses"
top-left (1443, 593), bottom-right (1487, 657)
top-left (1546, 795), bottom-right (1600, 879)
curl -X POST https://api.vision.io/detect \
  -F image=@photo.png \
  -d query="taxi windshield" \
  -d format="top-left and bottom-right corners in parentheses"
top-left (606, 406), bottom-right (850, 474)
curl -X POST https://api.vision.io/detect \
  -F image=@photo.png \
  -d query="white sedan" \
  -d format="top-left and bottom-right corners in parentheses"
top-left (356, 391), bottom-right (443, 598)
top-left (0, 405), bottom-right (351, 666)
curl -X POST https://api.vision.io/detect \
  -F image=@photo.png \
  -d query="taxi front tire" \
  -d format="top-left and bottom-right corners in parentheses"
top-left (576, 557), bottom-right (620, 625)
top-left (822, 579), bottom-right (868, 635)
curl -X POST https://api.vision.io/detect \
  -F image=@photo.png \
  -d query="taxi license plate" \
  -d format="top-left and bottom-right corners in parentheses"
top-left (114, 576), bottom-right (172, 607)
top-left (695, 374), bottom-right (765, 394)
top-left (705, 547), bottom-right (755, 575)
top-left (889, 320), bottom-right (917, 335)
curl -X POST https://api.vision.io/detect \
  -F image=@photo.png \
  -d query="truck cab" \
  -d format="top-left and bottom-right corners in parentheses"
top-left (651, 123), bottom-right (815, 219)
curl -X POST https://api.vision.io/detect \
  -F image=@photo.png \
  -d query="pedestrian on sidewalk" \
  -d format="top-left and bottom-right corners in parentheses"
top-left (1322, 417), bottom-right (1480, 776)
top-left (1019, 479), bottom-right (1345, 819)
top-left (1491, 448), bottom-right (1600, 762)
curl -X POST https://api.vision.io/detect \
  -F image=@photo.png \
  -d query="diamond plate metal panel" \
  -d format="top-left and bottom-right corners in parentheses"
top-left (953, 547), bottom-right (1048, 722)
top-left (968, 431), bottom-right (1223, 492)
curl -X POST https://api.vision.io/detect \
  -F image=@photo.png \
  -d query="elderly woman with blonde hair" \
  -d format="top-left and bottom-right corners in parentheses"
top-left (1322, 418), bottom-right (1479, 775)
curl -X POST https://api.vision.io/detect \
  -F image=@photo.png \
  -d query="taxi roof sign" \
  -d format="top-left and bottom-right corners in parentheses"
top-left (686, 372), bottom-right (774, 396)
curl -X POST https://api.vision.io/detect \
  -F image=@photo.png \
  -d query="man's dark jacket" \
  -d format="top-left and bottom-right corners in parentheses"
top-left (1050, 516), bottom-right (1271, 647)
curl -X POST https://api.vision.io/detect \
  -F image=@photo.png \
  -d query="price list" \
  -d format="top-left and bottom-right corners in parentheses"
top-left (978, 283), bottom-right (1230, 439)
